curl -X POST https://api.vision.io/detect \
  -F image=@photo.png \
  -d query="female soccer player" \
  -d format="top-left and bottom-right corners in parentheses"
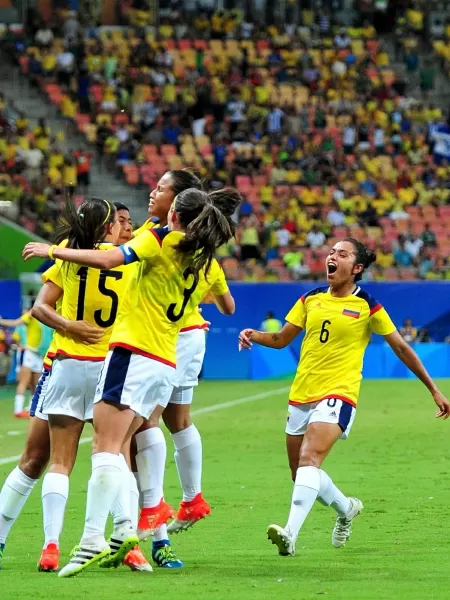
top-left (133, 171), bottom-right (239, 569)
top-left (0, 205), bottom-right (133, 570)
top-left (24, 197), bottom-right (138, 573)
top-left (238, 238), bottom-right (450, 557)
top-left (23, 187), bottom-right (237, 578)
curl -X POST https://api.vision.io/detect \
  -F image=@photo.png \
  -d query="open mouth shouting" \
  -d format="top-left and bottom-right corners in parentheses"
top-left (327, 261), bottom-right (338, 276)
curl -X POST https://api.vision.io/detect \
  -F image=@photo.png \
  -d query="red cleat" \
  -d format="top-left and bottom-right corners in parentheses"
top-left (137, 499), bottom-right (174, 541)
top-left (123, 545), bottom-right (153, 572)
top-left (14, 410), bottom-right (30, 419)
top-left (38, 543), bottom-right (59, 572)
top-left (167, 493), bottom-right (211, 534)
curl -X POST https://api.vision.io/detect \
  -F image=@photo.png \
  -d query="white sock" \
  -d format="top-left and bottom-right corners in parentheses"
top-left (14, 394), bottom-right (25, 414)
top-left (153, 524), bottom-right (168, 542)
top-left (0, 467), bottom-right (37, 544)
top-left (129, 472), bottom-right (140, 530)
top-left (317, 469), bottom-right (351, 517)
top-left (285, 466), bottom-right (321, 541)
top-left (81, 452), bottom-right (122, 546)
top-left (42, 472), bottom-right (69, 547)
top-left (172, 424), bottom-right (202, 502)
top-left (135, 428), bottom-right (166, 509)
top-left (110, 454), bottom-right (131, 527)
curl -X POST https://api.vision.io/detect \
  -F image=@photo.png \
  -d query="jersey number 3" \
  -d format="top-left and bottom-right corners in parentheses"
top-left (166, 268), bottom-right (199, 323)
top-left (76, 267), bottom-right (123, 327)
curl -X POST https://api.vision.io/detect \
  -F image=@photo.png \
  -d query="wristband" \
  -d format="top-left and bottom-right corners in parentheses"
top-left (48, 245), bottom-right (57, 260)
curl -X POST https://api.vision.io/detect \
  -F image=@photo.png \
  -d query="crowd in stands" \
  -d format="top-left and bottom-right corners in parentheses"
top-left (1, 5), bottom-right (449, 281)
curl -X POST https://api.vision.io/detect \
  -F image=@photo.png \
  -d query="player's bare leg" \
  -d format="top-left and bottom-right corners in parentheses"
top-left (163, 402), bottom-right (210, 534)
top-left (0, 417), bottom-right (50, 567)
top-left (39, 415), bottom-right (84, 571)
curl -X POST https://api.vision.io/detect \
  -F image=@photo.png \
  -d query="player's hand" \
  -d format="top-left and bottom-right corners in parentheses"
top-left (22, 242), bottom-right (51, 261)
top-left (66, 320), bottom-right (104, 344)
top-left (238, 328), bottom-right (254, 351)
top-left (433, 390), bottom-right (450, 420)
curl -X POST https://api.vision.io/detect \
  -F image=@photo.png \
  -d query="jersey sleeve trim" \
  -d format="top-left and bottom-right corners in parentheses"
top-left (370, 304), bottom-right (382, 316)
top-left (151, 227), bottom-right (170, 246)
top-left (120, 244), bottom-right (139, 265)
top-left (301, 286), bottom-right (328, 304)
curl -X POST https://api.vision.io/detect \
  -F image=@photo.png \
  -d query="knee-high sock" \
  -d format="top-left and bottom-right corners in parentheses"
top-left (317, 469), bottom-right (351, 516)
top-left (285, 466), bottom-right (321, 541)
top-left (42, 472), bottom-right (69, 547)
top-left (172, 424), bottom-right (202, 502)
top-left (135, 428), bottom-right (166, 508)
top-left (129, 472), bottom-right (140, 530)
top-left (81, 452), bottom-right (122, 546)
top-left (0, 467), bottom-right (37, 544)
top-left (110, 453), bottom-right (132, 527)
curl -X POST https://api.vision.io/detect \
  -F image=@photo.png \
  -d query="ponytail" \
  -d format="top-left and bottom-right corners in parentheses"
top-left (174, 188), bottom-right (239, 278)
top-left (54, 195), bottom-right (116, 250)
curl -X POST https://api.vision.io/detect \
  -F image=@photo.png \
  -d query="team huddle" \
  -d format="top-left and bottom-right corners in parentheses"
top-left (0, 169), bottom-right (448, 576)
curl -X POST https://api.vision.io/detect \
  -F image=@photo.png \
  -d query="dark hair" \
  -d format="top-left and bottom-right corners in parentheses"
top-left (114, 201), bottom-right (130, 212)
top-left (167, 170), bottom-right (202, 196)
top-left (174, 188), bottom-right (239, 278)
top-left (54, 196), bottom-right (117, 250)
top-left (343, 237), bottom-right (377, 282)
top-left (208, 188), bottom-right (241, 218)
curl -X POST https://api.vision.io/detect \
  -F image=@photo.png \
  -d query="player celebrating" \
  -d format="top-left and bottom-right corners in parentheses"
top-left (133, 171), bottom-right (239, 569)
top-left (0, 204), bottom-right (133, 571)
top-left (23, 186), bottom-right (237, 578)
top-left (238, 238), bottom-right (450, 557)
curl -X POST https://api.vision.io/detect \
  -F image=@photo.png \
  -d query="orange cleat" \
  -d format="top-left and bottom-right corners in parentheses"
top-left (167, 493), bottom-right (211, 534)
top-left (123, 545), bottom-right (153, 572)
top-left (38, 543), bottom-right (59, 572)
top-left (137, 499), bottom-right (174, 541)
top-left (14, 410), bottom-right (30, 419)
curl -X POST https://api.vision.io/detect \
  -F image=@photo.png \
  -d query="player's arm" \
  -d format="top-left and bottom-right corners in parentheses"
top-left (239, 322), bottom-right (302, 351)
top-left (384, 330), bottom-right (450, 419)
top-left (208, 262), bottom-right (235, 315)
top-left (212, 291), bottom-right (235, 315)
top-left (0, 316), bottom-right (26, 327)
top-left (32, 281), bottom-right (103, 345)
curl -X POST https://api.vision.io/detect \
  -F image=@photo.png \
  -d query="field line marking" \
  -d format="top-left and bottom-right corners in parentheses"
top-left (0, 385), bottom-right (290, 466)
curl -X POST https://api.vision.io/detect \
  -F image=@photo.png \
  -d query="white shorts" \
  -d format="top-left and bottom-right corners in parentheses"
top-left (95, 347), bottom-right (175, 419)
top-left (16, 349), bottom-right (25, 373)
top-left (285, 398), bottom-right (356, 440)
top-left (174, 328), bottom-right (206, 388)
top-left (23, 350), bottom-right (44, 374)
top-left (30, 365), bottom-right (52, 421)
top-left (42, 357), bottom-right (103, 421)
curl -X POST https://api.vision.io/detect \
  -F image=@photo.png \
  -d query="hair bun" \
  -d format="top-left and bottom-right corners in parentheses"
top-left (365, 249), bottom-right (377, 267)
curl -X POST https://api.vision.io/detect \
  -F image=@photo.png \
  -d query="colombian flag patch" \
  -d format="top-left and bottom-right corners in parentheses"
top-left (342, 308), bottom-right (360, 319)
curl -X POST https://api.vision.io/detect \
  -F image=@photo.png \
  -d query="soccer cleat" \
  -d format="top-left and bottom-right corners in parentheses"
top-left (152, 540), bottom-right (184, 569)
top-left (99, 524), bottom-right (139, 569)
top-left (14, 410), bottom-right (29, 419)
top-left (58, 544), bottom-right (111, 578)
top-left (267, 524), bottom-right (296, 556)
top-left (332, 497), bottom-right (364, 548)
top-left (167, 493), bottom-right (211, 534)
top-left (137, 499), bottom-right (174, 541)
top-left (123, 546), bottom-right (153, 572)
top-left (38, 543), bottom-right (59, 572)
top-left (0, 543), bottom-right (5, 569)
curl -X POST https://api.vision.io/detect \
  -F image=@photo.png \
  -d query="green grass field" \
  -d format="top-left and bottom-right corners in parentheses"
top-left (0, 379), bottom-right (449, 600)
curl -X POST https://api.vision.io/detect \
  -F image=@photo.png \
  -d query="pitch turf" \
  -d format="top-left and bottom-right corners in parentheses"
top-left (0, 379), bottom-right (449, 600)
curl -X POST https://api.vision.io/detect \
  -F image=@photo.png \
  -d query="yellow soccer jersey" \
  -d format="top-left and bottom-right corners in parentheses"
top-left (45, 243), bottom-right (134, 360)
top-left (22, 312), bottom-right (42, 353)
top-left (134, 219), bottom-right (208, 331)
top-left (286, 286), bottom-right (396, 407)
top-left (113, 228), bottom-right (229, 367)
top-left (41, 263), bottom-right (64, 368)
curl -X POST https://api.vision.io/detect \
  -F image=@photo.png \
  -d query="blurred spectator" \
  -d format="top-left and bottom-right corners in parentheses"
top-left (306, 225), bottom-right (326, 248)
top-left (416, 328), bottom-right (433, 343)
top-left (400, 318), bottom-right (418, 343)
top-left (238, 215), bottom-right (261, 262)
top-left (394, 238), bottom-right (414, 267)
top-left (404, 234), bottom-right (423, 260)
top-left (261, 311), bottom-right (282, 333)
top-left (283, 247), bottom-right (310, 280)
top-left (421, 224), bottom-right (437, 248)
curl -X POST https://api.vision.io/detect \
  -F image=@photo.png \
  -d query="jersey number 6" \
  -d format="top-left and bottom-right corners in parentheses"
top-left (319, 320), bottom-right (331, 344)
top-left (166, 268), bottom-right (199, 323)
top-left (76, 267), bottom-right (123, 327)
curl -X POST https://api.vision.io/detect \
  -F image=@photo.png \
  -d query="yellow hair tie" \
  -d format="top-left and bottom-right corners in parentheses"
top-left (102, 199), bottom-right (112, 226)
top-left (48, 245), bottom-right (57, 260)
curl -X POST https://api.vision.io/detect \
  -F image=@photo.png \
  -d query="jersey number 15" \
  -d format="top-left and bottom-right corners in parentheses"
top-left (76, 267), bottom-right (123, 328)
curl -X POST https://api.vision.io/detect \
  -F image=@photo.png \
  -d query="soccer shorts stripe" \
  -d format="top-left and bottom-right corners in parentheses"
top-left (30, 366), bottom-right (52, 419)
